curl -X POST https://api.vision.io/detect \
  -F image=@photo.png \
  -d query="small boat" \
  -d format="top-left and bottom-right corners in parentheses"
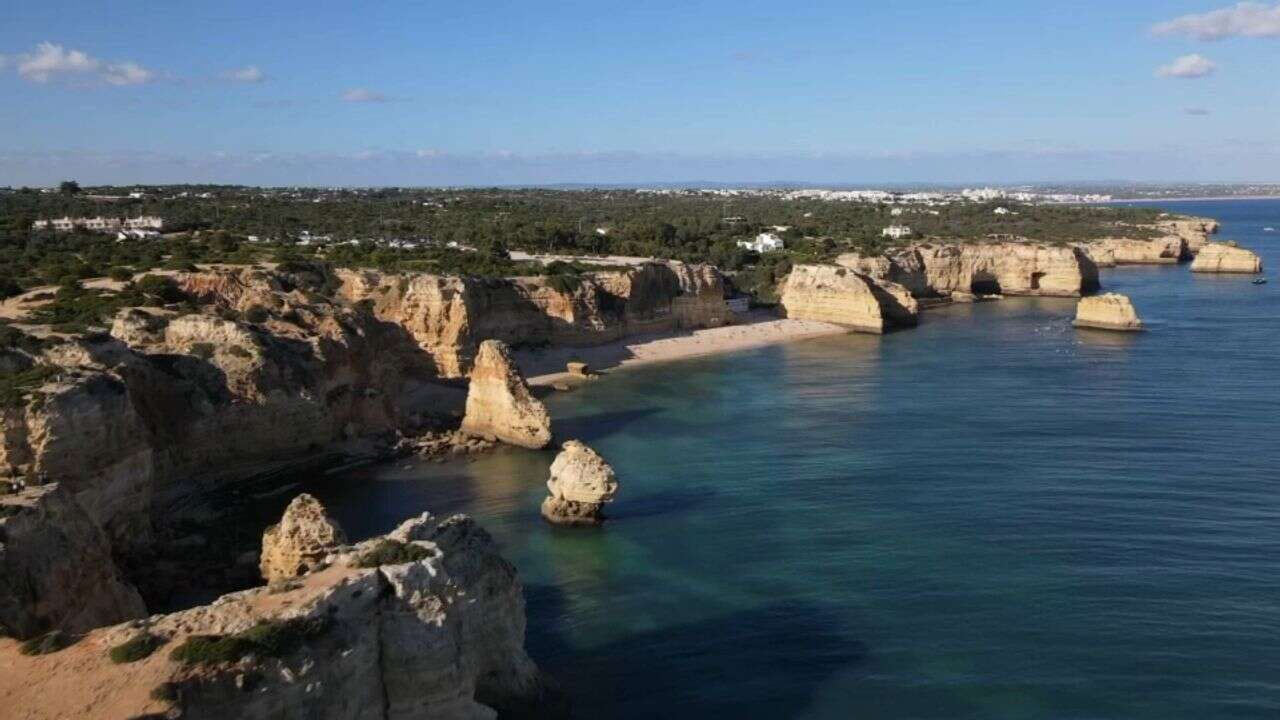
top-left (1253, 278), bottom-right (1268, 285)
top-left (1264, 227), bottom-right (1276, 232)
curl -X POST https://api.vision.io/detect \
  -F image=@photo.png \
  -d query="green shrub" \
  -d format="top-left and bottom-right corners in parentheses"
top-left (20, 630), bottom-right (69, 656)
top-left (544, 273), bottom-right (581, 294)
top-left (108, 266), bottom-right (134, 282)
top-left (109, 632), bottom-right (165, 664)
top-left (150, 682), bottom-right (178, 702)
top-left (1, 365), bottom-right (60, 408)
top-left (355, 539), bottom-right (433, 568)
top-left (244, 305), bottom-right (270, 323)
top-left (188, 343), bottom-right (215, 360)
top-left (169, 617), bottom-right (331, 665)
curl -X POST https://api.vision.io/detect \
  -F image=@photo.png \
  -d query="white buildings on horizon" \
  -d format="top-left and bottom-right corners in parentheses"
top-left (33, 215), bottom-right (164, 233)
top-left (882, 225), bottom-right (914, 240)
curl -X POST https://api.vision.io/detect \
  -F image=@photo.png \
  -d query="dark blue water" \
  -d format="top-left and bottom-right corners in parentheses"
top-left (312, 200), bottom-right (1279, 719)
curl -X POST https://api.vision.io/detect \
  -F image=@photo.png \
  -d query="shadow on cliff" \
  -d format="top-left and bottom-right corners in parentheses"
top-left (523, 584), bottom-right (868, 719)
top-left (551, 407), bottom-right (661, 443)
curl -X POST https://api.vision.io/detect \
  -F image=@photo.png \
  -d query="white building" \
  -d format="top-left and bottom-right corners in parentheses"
top-left (737, 232), bottom-right (785, 253)
top-left (882, 225), bottom-right (914, 240)
top-left (993, 207), bottom-right (1012, 215)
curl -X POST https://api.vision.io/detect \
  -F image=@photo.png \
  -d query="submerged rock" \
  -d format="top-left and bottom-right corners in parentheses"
top-left (541, 440), bottom-right (620, 526)
top-left (1190, 243), bottom-right (1263, 274)
top-left (259, 494), bottom-right (348, 582)
top-left (1074, 293), bottom-right (1143, 332)
top-left (461, 340), bottom-right (552, 449)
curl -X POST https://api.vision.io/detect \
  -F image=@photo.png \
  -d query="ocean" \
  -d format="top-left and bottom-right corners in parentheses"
top-left (311, 199), bottom-right (1279, 719)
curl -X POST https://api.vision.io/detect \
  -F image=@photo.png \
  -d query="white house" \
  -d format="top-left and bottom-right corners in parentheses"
top-left (33, 215), bottom-right (163, 232)
top-left (993, 207), bottom-right (1012, 215)
top-left (737, 232), bottom-right (785, 253)
top-left (882, 225), bottom-right (914, 240)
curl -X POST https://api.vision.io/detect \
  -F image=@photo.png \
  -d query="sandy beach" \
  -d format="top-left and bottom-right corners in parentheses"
top-left (518, 310), bottom-right (848, 386)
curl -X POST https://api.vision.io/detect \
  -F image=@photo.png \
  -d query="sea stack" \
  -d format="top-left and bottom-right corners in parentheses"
top-left (541, 440), bottom-right (620, 526)
top-left (260, 493), bottom-right (348, 582)
top-left (1073, 293), bottom-right (1143, 332)
top-left (461, 339), bottom-right (553, 449)
top-left (1190, 242), bottom-right (1263, 273)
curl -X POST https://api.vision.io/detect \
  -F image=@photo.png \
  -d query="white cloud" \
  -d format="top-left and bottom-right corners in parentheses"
top-left (12, 42), bottom-right (156, 86)
top-left (1153, 2), bottom-right (1280, 40)
top-left (1156, 54), bottom-right (1218, 78)
top-left (341, 87), bottom-right (389, 103)
top-left (103, 61), bottom-right (155, 86)
top-left (222, 65), bottom-right (265, 83)
top-left (1185, 107), bottom-right (1212, 116)
top-left (416, 149), bottom-right (443, 159)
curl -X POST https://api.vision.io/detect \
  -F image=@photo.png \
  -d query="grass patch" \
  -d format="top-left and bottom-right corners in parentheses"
top-left (19, 630), bottom-right (69, 656)
top-left (169, 617), bottom-right (331, 666)
top-left (355, 539), bottom-right (433, 568)
top-left (109, 632), bottom-right (165, 664)
top-left (0, 364), bottom-right (60, 409)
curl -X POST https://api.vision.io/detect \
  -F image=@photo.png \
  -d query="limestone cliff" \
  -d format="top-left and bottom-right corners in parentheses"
top-left (541, 440), bottom-right (619, 526)
top-left (259, 493), bottom-right (348, 582)
top-left (0, 511), bottom-right (560, 720)
top-left (1074, 293), bottom-right (1143, 331)
top-left (0, 483), bottom-right (146, 638)
top-left (779, 265), bottom-right (918, 333)
top-left (336, 260), bottom-right (731, 377)
top-left (461, 340), bottom-right (552, 449)
top-left (837, 241), bottom-right (1098, 299)
top-left (1190, 243), bottom-right (1263, 273)
top-left (1088, 236), bottom-right (1187, 265)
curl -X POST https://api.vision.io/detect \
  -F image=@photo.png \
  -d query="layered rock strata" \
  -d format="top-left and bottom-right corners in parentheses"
top-left (259, 493), bottom-right (348, 582)
top-left (336, 261), bottom-right (731, 377)
top-left (0, 511), bottom-right (559, 720)
top-left (779, 265), bottom-right (919, 333)
top-left (461, 340), bottom-right (552, 449)
top-left (836, 242), bottom-right (1099, 299)
top-left (541, 440), bottom-right (620, 526)
top-left (1074, 293), bottom-right (1143, 331)
top-left (1190, 243), bottom-right (1263, 273)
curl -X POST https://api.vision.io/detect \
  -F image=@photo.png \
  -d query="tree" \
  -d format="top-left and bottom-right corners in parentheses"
top-left (59, 181), bottom-right (81, 195)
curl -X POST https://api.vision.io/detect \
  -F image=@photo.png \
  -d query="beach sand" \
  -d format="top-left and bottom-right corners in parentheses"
top-left (519, 310), bottom-right (848, 386)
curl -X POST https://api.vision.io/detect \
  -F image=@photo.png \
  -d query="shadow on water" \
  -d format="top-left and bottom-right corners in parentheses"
top-left (525, 583), bottom-right (868, 719)
top-left (609, 486), bottom-right (720, 521)
top-left (552, 407), bottom-right (662, 443)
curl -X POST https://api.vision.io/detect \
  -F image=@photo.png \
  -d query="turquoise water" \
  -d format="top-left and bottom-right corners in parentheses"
top-left (311, 200), bottom-right (1279, 719)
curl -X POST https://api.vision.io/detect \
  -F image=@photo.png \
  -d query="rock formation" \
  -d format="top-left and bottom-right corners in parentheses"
top-left (1089, 236), bottom-right (1187, 265)
top-left (1190, 242), bottom-right (1263, 273)
top-left (1074, 293), bottom-right (1143, 331)
top-left (541, 440), bottom-right (619, 526)
top-left (336, 260), bottom-right (731, 377)
top-left (0, 512), bottom-right (561, 720)
top-left (259, 494), bottom-right (348, 583)
top-left (779, 264), bottom-right (919, 333)
top-left (1158, 216), bottom-right (1218, 254)
top-left (0, 483), bottom-right (146, 638)
top-left (837, 241), bottom-right (1099, 298)
top-left (461, 340), bottom-right (552, 449)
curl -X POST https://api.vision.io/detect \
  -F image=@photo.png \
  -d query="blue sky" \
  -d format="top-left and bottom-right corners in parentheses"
top-left (1, 1), bottom-right (1277, 185)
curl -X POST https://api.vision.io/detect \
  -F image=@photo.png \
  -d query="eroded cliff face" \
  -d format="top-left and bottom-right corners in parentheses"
top-left (336, 261), bottom-right (731, 377)
top-left (0, 483), bottom-right (146, 638)
top-left (460, 340), bottom-right (552, 449)
top-left (0, 510), bottom-right (559, 720)
top-left (1079, 215), bottom-right (1218, 267)
top-left (1074, 293), bottom-right (1143, 331)
top-left (0, 265), bottom-right (429, 614)
top-left (779, 265), bottom-right (919, 333)
top-left (837, 241), bottom-right (1099, 299)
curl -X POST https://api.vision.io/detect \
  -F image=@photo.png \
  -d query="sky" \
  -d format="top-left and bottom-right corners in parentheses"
top-left (1, 1), bottom-right (1278, 186)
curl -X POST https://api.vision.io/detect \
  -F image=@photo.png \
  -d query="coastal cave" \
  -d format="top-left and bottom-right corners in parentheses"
top-left (970, 271), bottom-right (1002, 295)
top-left (1030, 271), bottom-right (1046, 290)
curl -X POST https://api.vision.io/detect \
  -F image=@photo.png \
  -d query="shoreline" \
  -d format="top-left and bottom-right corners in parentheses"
top-left (1104, 195), bottom-right (1280, 203)
top-left (518, 310), bottom-right (848, 386)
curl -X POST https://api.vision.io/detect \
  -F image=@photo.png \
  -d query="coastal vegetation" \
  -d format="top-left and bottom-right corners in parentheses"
top-left (168, 617), bottom-right (331, 665)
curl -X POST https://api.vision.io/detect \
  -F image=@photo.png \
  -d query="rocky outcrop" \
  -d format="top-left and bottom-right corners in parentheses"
top-left (336, 261), bottom-right (730, 377)
top-left (838, 241), bottom-right (1099, 299)
top-left (1074, 293), bottom-right (1143, 331)
top-left (779, 265), bottom-right (919, 333)
top-left (461, 340), bottom-right (552, 449)
top-left (1089, 236), bottom-right (1187, 265)
top-left (0, 512), bottom-right (560, 720)
top-left (1158, 216), bottom-right (1219, 254)
top-left (541, 440), bottom-right (619, 526)
top-left (0, 483), bottom-right (145, 638)
top-left (1190, 243), bottom-right (1263, 273)
top-left (259, 494), bottom-right (347, 583)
